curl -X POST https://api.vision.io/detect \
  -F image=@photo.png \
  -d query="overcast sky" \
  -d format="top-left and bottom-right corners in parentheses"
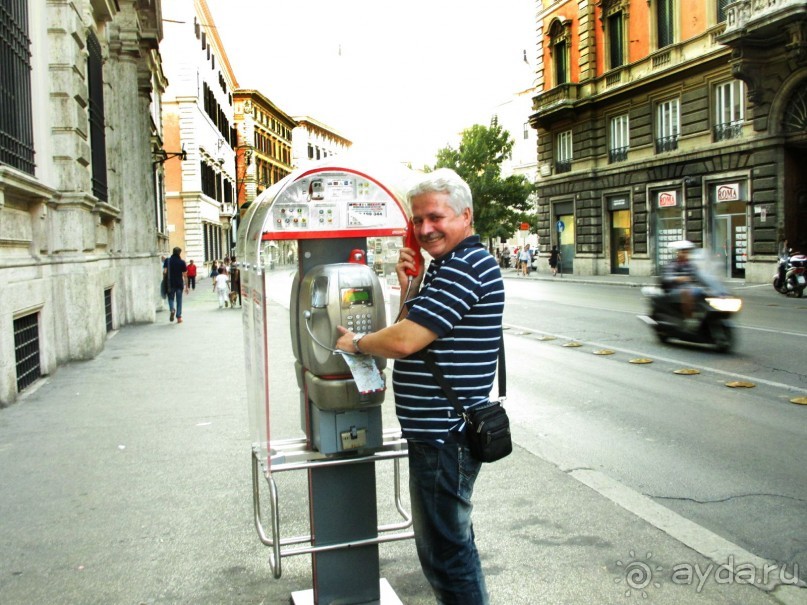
top-left (206, 0), bottom-right (536, 167)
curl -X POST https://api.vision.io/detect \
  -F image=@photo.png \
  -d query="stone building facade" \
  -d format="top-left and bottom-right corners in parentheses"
top-left (0, 0), bottom-right (166, 406)
top-left (529, 0), bottom-right (807, 283)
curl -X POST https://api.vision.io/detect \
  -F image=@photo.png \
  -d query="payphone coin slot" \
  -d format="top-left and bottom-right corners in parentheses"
top-left (340, 427), bottom-right (367, 450)
top-left (311, 276), bottom-right (329, 308)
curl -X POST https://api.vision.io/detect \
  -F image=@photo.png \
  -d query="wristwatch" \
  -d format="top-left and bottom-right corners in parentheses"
top-left (352, 333), bottom-right (366, 354)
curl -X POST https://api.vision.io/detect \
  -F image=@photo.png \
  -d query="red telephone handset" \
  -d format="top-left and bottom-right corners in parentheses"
top-left (404, 219), bottom-right (423, 278)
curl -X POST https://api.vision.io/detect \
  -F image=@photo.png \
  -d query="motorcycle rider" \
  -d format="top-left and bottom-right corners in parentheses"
top-left (661, 240), bottom-right (704, 327)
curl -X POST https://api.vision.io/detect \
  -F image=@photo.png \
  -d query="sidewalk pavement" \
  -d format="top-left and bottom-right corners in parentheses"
top-left (0, 275), bottom-right (802, 605)
top-left (504, 266), bottom-right (656, 288)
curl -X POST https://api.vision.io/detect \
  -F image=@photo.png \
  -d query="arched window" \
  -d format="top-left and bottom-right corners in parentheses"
top-left (783, 83), bottom-right (807, 133)
top-left (548, 18), bottom-right (572, 87)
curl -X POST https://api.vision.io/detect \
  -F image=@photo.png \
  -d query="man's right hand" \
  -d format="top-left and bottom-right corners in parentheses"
top-left (397, 247), bottom-right (424, 291)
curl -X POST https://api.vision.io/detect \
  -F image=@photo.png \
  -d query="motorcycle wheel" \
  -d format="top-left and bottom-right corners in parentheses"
top-left (708, 320), bottom-right (733, 353)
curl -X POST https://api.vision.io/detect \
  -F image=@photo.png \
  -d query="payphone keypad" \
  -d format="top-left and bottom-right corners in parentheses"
top-left (346, 313), bottom-right (373, 333)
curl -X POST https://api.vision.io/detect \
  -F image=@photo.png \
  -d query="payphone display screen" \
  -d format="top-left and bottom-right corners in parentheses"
top-left (341, 287), bottom-right (373, 307)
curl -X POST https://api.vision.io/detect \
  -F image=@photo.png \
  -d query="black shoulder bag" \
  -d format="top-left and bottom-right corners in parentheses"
top-left (420, 335), bottom-right (512, 463)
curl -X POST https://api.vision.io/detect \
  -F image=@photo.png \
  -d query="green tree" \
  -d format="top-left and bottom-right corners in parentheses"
top-left (432, 119), bottom-right (535, 248)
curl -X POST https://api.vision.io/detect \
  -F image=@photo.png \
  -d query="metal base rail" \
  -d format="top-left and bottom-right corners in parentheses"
top-left (251, 430), bottom-right (414, 579)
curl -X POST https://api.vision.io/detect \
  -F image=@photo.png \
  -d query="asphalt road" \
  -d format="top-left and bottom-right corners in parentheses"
top-left (1, 271), bottom-right (804, 605)
top-left (502, 277), bottom-right (807, 585)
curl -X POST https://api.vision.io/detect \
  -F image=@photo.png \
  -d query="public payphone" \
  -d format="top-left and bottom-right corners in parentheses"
top-left (237, 157), bottom-right (414, 604)
top-left (291, 262), bottom-right (387, 453)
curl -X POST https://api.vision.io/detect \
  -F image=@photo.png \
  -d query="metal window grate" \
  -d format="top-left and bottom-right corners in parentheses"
top-left (609, 147), bottom-right (629, 163)
top-left (14, 312), bottom-right (41, 392)
top-left (87, 31), bottom-right (108, 201)
top-left (104, 288), bottom-right (113, 332)
top-left (655, 135), bottom-right (679, 153)
top-left (0, 0), bottom-right (35, 174)
top-left (714, 121), bottom-right (743, 142)
top-left (555, 160), bottom-right (572, 174)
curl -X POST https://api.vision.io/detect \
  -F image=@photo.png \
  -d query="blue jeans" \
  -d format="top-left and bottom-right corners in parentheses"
top-left (408, 438), bottom-right (488, 605)
top-left (167, 287), bottom-right (183, 318)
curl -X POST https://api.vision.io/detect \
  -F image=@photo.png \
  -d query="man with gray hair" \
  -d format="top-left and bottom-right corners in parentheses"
top-left (336, 168), bottom-right (503, 603)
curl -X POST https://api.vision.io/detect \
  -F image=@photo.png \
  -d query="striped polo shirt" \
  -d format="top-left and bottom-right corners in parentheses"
top-left (392, 235), bottom-right (504, 444)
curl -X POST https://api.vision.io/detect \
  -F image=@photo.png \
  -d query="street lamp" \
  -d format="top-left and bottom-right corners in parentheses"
top-left (152, 145), bottom-right (187, 166)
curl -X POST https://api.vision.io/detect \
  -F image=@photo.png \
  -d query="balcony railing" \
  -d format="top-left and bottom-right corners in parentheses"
top-left (652, 50), bottom-right (672, 69)
top-left (723, 0), bottom-right (796, 36)
top-left (655, 135), bottom-right (679, 153)
top-left (609, 146), bottom-right (629, 163)
top-left (220, 202), bottom-right (237, 217)
top-left (606, 71), bottom-right (622, 87)
top-left (555, 160), bottom-right (572, 174)
top-left (713, 121), bottom-right (744, 142)
top-left (532, 83), bottom-right (579, 114)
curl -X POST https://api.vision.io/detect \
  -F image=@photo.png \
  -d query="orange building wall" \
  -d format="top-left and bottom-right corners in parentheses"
top-left (594, 0), bottom-right (652, 76)
top-left (629, 0), bottom-right (650, 61)
top-left (166, 196), bottom-right (186, 253)
top-left (680, 0), bottom-right (708, 41)
top-left (162, 110), bottom-right (183, 193)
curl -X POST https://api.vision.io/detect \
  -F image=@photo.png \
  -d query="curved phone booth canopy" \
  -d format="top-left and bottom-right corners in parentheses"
top-left (237, 157), bottom-right (414, 604)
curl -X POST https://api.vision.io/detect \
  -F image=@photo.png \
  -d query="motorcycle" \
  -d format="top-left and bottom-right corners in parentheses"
top-left (772, 249), bottom-right (806, 298)
top-left (638, 249), bottom-right (742, 353)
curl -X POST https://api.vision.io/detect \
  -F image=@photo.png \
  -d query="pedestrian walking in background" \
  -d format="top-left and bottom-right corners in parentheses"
top-left (163, 247), bottom-right (188, 323)
top-left (209, 260), bottom-right (219, 279)
top-left (213, 267), bottom-right (230, 309)
top-left (186, 260), bottom-right (197, 291)
top-left (230, 255), bottom-right (242, 307)
top-left (518, 244), bottom-right (532, 276)
top-left (549, 245), bottom-right (560, 277)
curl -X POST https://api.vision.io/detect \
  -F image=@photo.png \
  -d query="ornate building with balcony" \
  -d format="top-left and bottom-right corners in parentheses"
top-left (233, 90), bottom-right (296, 210)
top-left (0, 0), bottom-right (166, 406)
top-left (529, 0), bottom-right (806, 282)
top-left (161, 0), bottom-right (238, 269)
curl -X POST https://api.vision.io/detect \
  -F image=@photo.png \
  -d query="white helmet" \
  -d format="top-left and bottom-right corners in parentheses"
top-left (669, 240), bottom-right (695, 250)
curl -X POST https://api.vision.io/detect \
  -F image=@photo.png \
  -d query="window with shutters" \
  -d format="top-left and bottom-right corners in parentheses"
top-left (548, 18), bottom-right (571, 87)
top-left (655, 98), bottom-right (680, 153)
top-left (717, 0), bottom-right (730, 23)
top-left (607, 11), bottom-right (625, 69)
top-left (555, 130), bottom-right (573, 173)
top-left (657, 0), bottom-right (674, 49)
top-left (714, 80), bottom-right (745, 141)
top-left (609, 114), bottom-right (630, 163)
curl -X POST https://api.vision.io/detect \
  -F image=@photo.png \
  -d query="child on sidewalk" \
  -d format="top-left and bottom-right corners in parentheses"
top-left (213, 267), bottom-right (230, 308)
